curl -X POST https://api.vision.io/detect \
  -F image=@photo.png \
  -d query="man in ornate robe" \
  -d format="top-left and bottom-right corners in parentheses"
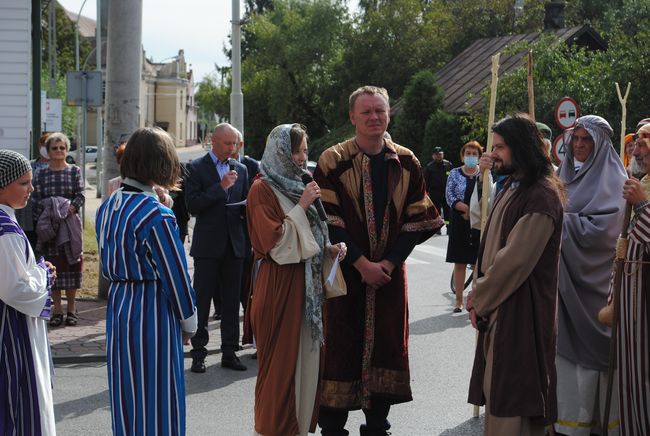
top-left (467, 115), bottom-right (565, 435)
top-left (614, 126), bottom-right (650, 435)
top-left (313, 86), bottom-right (442, 436)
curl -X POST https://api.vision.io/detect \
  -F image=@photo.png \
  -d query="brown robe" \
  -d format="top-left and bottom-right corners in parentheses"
top-left (247, 180), bottom-right (320, 435)
top-left (314, 139), bottom-right (441, 410)
top-left (468, 178), bottom-right (563, 427)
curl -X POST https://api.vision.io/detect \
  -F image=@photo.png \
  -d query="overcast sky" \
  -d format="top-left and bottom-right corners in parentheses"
top-left (57, 0), bottom-right (239, 83)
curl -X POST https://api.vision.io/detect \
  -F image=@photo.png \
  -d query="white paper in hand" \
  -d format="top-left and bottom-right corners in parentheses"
top-left (326, 254), bottom-right (340, 286)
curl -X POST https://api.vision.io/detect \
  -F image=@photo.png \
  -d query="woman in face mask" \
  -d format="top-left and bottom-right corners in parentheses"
top-left (445, 140), bottom-right (483, 312)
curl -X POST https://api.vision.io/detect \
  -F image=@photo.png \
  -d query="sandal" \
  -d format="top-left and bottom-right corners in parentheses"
top-left (65, 312), bottom-right (79, 326)
top-left (49, 313), bottom-right (64, 327)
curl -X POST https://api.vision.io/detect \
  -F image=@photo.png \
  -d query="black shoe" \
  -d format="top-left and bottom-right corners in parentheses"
top-left (190, 358), bottom-right (206, 373)
top-left (221, 353), bottom-right (247, 371)
top-left (360, 424), bottom-right (390, 436)
top-left (213, 312), bottom-right (221, 321)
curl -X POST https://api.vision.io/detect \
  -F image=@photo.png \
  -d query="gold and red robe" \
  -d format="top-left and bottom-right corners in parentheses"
top-left (314, 139), bottom-right (441, 410)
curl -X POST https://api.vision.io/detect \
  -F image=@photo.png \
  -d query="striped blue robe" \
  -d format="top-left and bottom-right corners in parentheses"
top-left (0, 206), bottom-right (55, 436)
top-left (96, 189), bottom-right (196, 436)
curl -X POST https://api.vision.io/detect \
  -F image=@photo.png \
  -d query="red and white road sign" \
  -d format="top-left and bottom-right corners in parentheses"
top-left (552, 133), bottom-right (568, 163)
top-left (554, 97), bottom-right (580, 130)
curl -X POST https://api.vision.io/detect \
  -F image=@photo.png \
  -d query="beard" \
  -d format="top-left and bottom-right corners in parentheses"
top-left (629, 158), bottom-right (647, 179)
top-left (494, 162), bottom-right (515, 175)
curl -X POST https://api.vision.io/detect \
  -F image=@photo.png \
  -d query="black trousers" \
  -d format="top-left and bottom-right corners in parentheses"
top-left (318, 399), bottom-right (391, 435)
top-left (190, 251), bottom-right (243, 359)
top-left (431, 194), bottom-right (450, 222)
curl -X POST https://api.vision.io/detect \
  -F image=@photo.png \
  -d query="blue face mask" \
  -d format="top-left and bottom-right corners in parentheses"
top-left (464, 155), bottom-right (478, 168)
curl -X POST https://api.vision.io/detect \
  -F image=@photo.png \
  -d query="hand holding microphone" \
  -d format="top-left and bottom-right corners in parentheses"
top-left (220, 158), bottom-right (238, 190)
top-left (300, 173), bottom-right (327, 221)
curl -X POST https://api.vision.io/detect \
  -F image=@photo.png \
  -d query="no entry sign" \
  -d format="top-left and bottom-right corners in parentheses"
top-left (555, 97), bottom-right (580, 130)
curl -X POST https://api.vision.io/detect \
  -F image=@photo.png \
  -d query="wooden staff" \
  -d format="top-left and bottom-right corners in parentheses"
top-left (601, 82), bottom-right (632, 436)
top-left (473, 53), bottom-right (500, 419)
top-left (527, 50), bottom-right (535, 121)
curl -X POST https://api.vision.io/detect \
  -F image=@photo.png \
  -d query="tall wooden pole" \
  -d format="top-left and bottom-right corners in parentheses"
top-left (601, 82), bottom-right (632, 436)
top-left (527, 50), bottom-right (535, 122)
top-left (473, 53), bottom-right (500, 419)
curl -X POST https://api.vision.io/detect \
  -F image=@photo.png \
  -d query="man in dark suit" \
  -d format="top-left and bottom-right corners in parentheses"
top-left (186, 123), bottom-right (249, 373)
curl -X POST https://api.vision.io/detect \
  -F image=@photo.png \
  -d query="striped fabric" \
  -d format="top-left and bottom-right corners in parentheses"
top-left (617, 205), bottom-right (650, 436)
top-left (96, 190), bottom-right (196, 436)
top-left (0, 210), bottom-right (44, 436)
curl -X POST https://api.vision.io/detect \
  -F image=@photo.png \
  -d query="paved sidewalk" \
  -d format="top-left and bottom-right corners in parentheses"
top-left (51, 159), bottom-right (241, 364)
top-left (49, 299), bottom-right (237, 364)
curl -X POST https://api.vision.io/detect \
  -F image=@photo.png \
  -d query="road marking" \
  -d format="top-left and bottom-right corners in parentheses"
top-left (413, 245), bottom-right (447, 258)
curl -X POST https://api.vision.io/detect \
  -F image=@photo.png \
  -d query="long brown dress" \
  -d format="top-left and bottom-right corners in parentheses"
top-left (247, 180), bottom-right (321, 436)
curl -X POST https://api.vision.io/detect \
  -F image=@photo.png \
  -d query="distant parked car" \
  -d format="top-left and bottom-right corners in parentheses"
top-left (66, 146), bottom-right (98, 164)
top-left (307, 160), bottom-right (317, 174)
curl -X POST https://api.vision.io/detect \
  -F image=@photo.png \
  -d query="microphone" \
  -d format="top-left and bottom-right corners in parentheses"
top-left (301, 172), bottom-right (327, 221)
top-left (228, 158), bottom-right (236, 172)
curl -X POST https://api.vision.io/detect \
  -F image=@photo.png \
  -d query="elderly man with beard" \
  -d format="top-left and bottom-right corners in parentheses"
top-left (609, 123), bottom-right (650, 435)
top-left (554, 116), bottom-right (628, 436)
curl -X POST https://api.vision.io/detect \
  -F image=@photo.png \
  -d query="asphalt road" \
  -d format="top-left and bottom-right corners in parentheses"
top-left (53, 232), bottom-right (485, 435)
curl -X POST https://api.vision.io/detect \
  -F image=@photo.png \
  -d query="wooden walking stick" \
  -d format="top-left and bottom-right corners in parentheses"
top-left (601, 82), bottom-right (632, 436)
top-left (472, 53), bottom-right (500, 419)
top-left (527, 50), bottom-right (535, 122)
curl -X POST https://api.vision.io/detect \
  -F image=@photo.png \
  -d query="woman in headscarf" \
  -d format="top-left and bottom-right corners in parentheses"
top-left (555, 115), bottom-right (627, 436)
top-left (0, 149), bottom-right (56, 435)
top-left (247, 124), bottom-right (346, 436)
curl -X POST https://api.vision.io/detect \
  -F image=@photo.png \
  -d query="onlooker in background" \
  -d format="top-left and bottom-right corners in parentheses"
top-left (171, 162), bottom-right (191, 244)
top-left (536, 122), bottom-right (558, 170)
top-left (424, 146), bottom-right (452, 228)
top-left (33, 132), bottom-right (85, 328)
top-left (0, 149), bottom-right (57, 436)
top-left (247, 123), bottom-right (346, 436)
top-left (624, 132), bottom-right (645, 178)
top-left (96, 127), bottom-right (197, 436)
top-left (555, 115), bottom-right (627, 435)
top-left (185, 123), bottom-right (249, 373)
top-left (445, 141), bottom-right (483, 312)
top-left (15, 132), bottom-right (51, 249)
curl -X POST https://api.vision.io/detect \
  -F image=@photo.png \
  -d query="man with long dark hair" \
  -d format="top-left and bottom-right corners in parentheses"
top-left (467, 114), bottom-right (565, 435)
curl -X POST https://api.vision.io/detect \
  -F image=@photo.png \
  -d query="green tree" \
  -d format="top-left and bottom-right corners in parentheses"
top-left (238, 0), bottom-right (350, 156)
top-left (338, 0), bottom-right (455, 99)
top-left (393, 70), bottom-right (444, 160)
top-left (423, 110), bottom-right (466, 166)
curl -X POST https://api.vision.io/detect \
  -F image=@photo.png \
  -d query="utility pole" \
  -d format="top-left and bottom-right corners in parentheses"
top-left (47, 0), bottom-right (57, 98)
top-left (31, 0), bottom-right (41, 155)
top-left (98, 0), bottom-right (142, 299)
top-left (230, 0), bottom-right (244, 153)
top-left (101, 0), bottom-right (143, 193)
top-left (95, 0), bottom-right (103, 198)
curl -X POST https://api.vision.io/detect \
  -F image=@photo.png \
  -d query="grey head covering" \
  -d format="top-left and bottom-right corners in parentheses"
top-left (260, 124), bottom-right (329, 345)
top-left (556, 115), bottom-right (628, 369)
top-left (0, 150), bottom-right (31, 188)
